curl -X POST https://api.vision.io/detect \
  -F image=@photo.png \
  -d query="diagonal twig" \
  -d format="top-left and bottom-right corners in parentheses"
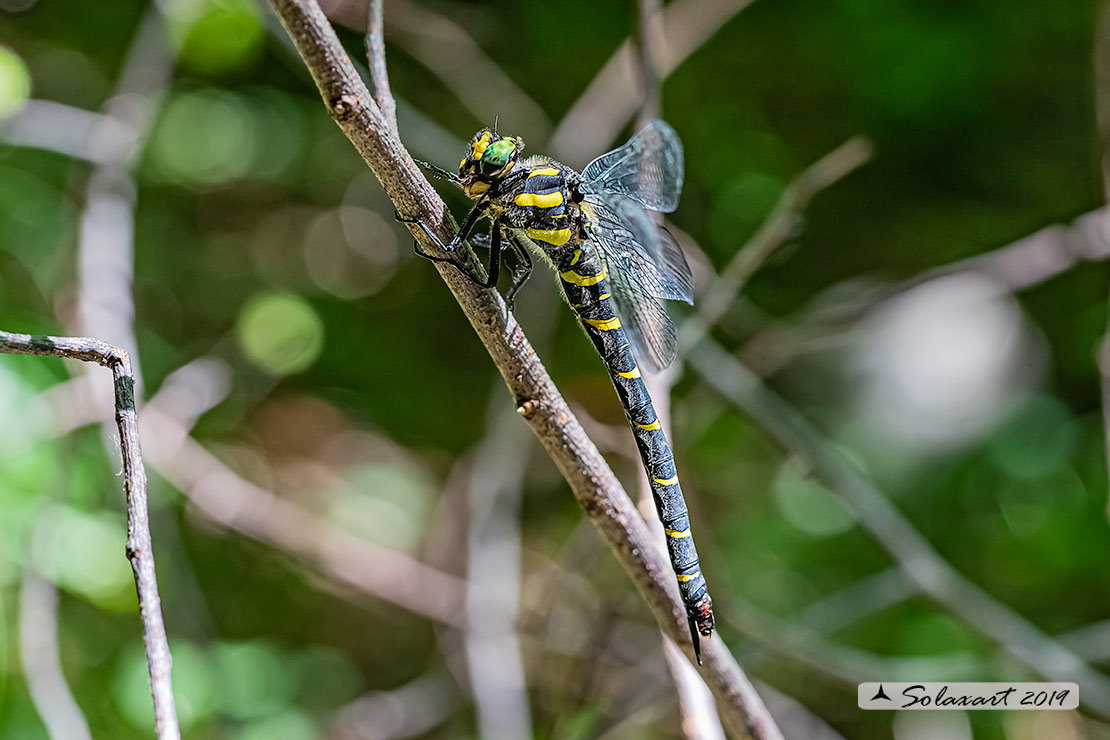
top-left (265, 1), bottom-right (779, 737)
top-left (688, 336), bottom-right (1110, 718)
top-left (550, 0), bottom-right (760, 164)
top-left (678, 137), bottom-right (873, 358)
top-left (0, 330), bottom-right (180, 740)
top-left (20, 563), bottom-right (93, 740)
top-left (631, 1), bottom-right (726, 736)
top-left (364, 0), bottom-right (398, 134)
top-left (141, 403), bottom-right (467, 628)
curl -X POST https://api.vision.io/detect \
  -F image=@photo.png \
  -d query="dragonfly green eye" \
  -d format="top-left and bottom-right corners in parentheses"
top-left (479, 138), bottom-right (516, 175)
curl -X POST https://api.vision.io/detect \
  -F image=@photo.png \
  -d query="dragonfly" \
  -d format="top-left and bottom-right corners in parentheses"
top-left (400, 121), bottom-right (715, 661)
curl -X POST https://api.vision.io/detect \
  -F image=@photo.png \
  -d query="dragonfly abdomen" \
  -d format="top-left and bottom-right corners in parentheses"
top-left (557, 247), bottom-right (715, 655)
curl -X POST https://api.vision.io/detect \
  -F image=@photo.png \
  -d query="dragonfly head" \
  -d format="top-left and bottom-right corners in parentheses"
top-left (459, 128), bottom-right (523, 198)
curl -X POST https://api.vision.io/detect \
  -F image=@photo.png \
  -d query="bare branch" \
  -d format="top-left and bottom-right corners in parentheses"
top-left (365, 0), bottom-right (398, 133)
top-left (679, 137), bottom-right (873, 357)
top-left (632, 2), bottom-right (726, 735)
top-left (141, 404), bottom-right (467, 628)
top-left (464, 394), bottom-right (533, 740)
top-left (20, 563), bottom-right (93, 740)
top-left (0, 330), bottom-right (180, 740)
top-left (329, 670), bottom-right (459, 740)
top-left (264, 1), bottom-right (780, 736)
top-left (688, 337), bottom-right (1110, 718)
top-left (0, 99), bottom-right (137, 163)
top-left (385, 0), bottom-right (551, 139)
top-left (550, 0), bottom-right (760, 164)
top-left (738, 207), bottom-right (1110, 377)
top-left (1094, 1), bottom-right (1110, 514)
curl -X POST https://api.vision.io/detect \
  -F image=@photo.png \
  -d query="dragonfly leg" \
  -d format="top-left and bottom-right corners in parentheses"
top-left (396, 204), bottom-right (500, 289)
top-left (395, 202), bottom-right (486, 252)
top-left (408, 237), bottom-right (500, 289)
top-left (504, 233), bottom-right (533, 313)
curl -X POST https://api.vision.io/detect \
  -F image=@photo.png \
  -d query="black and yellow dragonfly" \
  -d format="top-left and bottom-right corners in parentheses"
top-left (402, 121), bottom-right (714, 661)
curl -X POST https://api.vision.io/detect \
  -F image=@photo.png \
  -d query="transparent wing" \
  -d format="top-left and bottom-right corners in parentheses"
top-left (585, 193), bottom-right (693, 304)
top-left (579, 120), bottom-right (684, 213)
top-left (584, 194), bottom-right (693, 371)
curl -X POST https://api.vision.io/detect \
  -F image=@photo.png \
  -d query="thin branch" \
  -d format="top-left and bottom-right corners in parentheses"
top-left (678, 137), bottom-right (873, 357)
top-left (384, 0), bottom-right (551, 139)
top-left (1094, 1), bottom-right (1110, 514)
top-left (20, 562), bottom-right (93, 740)
top-left (632, 1), bottom-right (725, 735)
top-left (728, 597), bottom-right (985, 686)
top-left (0, 330), bottom-right (180, 740)
top-left (550, 0), bottom-right (760, 164)
top-left (264, 1), bottom-right (779, 737)
top-left (140, 403), bottom-right (467, 628)
top-left (791, 567), bottom-right (914, 636)
top-left (74, 6), bottom-right (175, 395)
top-left (0, 99), bottom-right (137, 164)
top-left (634, 0), bottom-right (663, 125)
top-left (755, 684), bottom-right (848, 740)
top-left (328, 670), bottom-right (460, 740)
top-left (464, 392), bottom-right (533, 740)
top-left (365, 0), bottom-right (398, 134)
top-left (738, 207), bottom-right (1110, 378)
top-left (687, 337), bottom-right (1110, 718)
top-left (1061, 619), bottom-right (1110, 662)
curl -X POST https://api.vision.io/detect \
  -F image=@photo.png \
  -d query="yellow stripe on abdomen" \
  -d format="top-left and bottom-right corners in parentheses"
top-left (559, 269), bottom-right (606, 286)
top-left (583, 317), bottom-right (621, 331)
top-left (515, 191), bottom-right (563, 208)
top-left (634, 418), bottom-right (661, 430)
top-left (527, 228), bottom-right (572, 246)
top-left (665, 527), bottom-right (692, 538)
top-left (676, 571), bottom-right (701, 582)
top-left (653, 475), bottom-right (679, 486)
top-left (617, 367), bottom-right (642, 379)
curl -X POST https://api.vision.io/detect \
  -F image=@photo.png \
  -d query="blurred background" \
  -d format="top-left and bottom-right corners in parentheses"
top-left (1, 0), bottom-right (1108, 738)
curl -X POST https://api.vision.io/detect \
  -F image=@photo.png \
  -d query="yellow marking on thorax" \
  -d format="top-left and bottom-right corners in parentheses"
top-left (653, 475), bottom-right (679, 486)
top-left (676, 571), bottom-right (701, 582)
top-left (465, 181), bottom-right (491, 198)
top-left (514, 191), bottom-right (563, 208)
top-left (665, 527), bottom-right (692, 539)
top-left (528, 166), bottom-right (561, 177)
top-left (559, 269), bottom-right (606, 286)
top-left (598, 293), bottom-right (611, 300)
top-left (583, 317), bottom-right (621, 331)
top-left (570, 249), bottom-right (582, 265)
top-left (527, 227), bottom-right (572, 246)
top-left (617, 367), bottom-right (642, 379)
top-left (635, 419), bottom-right (662, 431)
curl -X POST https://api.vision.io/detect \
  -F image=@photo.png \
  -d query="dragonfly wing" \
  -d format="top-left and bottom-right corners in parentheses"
top-left (584, 194), bottom-right (693, 371)
top-left (593, 240), bottom-right (678, 372)
top-left (585, 193), bottom-right (694, 304)
top-left (580, 120), bottom-right (684, 213)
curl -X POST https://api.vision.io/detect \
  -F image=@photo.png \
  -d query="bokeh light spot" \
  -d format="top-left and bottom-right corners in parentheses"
top-left (0, 46), bottom-right (30, 118)
top-left (237, 292), bottom-right (324, 375)
top-left (773, 459), bottom-right (855, 537)
top-left (988, 394), bottom-right (1076, 480)
top-left (214, 640), bottom-right (297, 720)
top-left (113, 641), bottom-right (216, 732)
top-left (173, 0), bottom-right (263, 75)
top-left (150, 90), bottom-right (256, 184)
top-left (36, 506), bottom-right (132, 607)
